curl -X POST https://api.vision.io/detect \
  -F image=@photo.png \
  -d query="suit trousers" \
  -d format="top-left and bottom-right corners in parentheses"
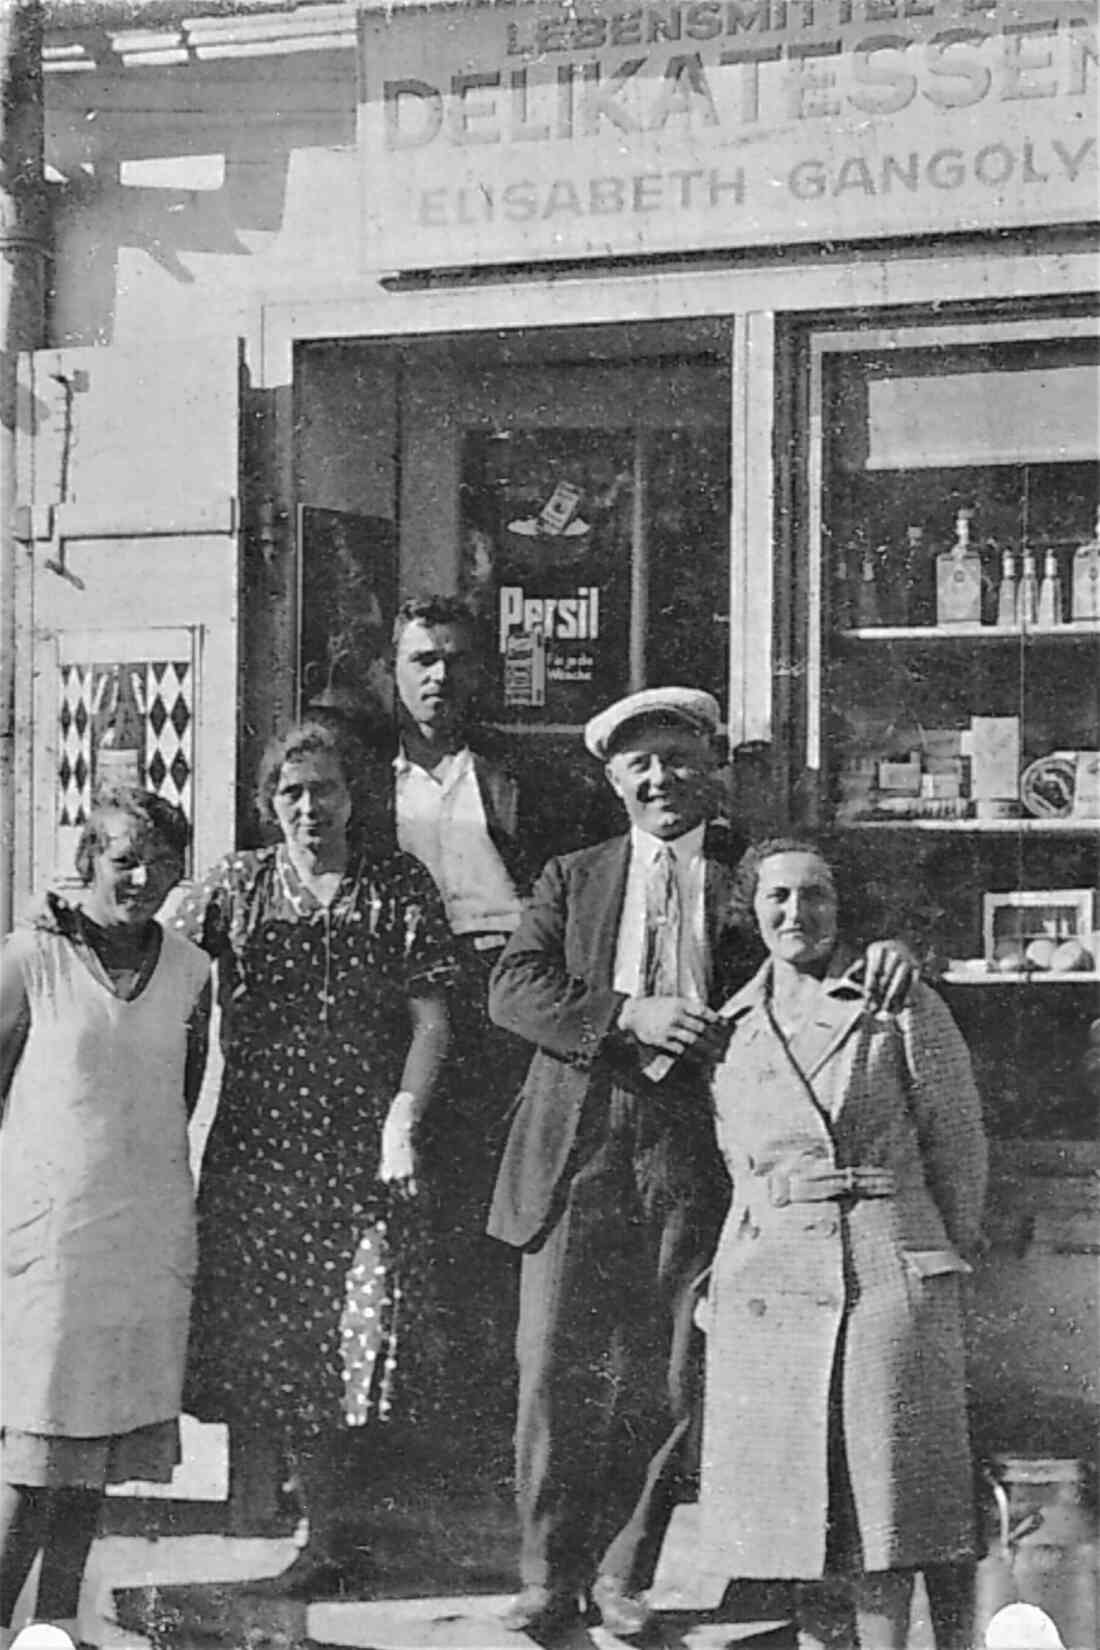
top-left (514, 1073), bottom-right (728, 1596)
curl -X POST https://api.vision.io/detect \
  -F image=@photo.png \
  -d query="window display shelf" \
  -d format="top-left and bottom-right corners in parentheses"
top-left (941, 969), bottom-right (1100, 987)
top-left (837, 622), bottom-right (1100, 643)
top-left (838, 818), bottom-right (1100, 835)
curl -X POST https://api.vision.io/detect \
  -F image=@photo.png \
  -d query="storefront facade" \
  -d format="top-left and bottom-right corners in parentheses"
top-left (13, 0), bottom-right (1099, 1537)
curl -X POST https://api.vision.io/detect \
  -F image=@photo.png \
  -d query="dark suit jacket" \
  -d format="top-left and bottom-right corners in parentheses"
top-left (486, 819), bottom-right (756, 1249)
top-left (468, 740), bottom-right (533, 899)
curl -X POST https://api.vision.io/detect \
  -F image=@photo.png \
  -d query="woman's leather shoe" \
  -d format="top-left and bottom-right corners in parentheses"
top-left (590, 1575), bottom-right (655, 1638)
top-left (499, 1584), bottom-right (580, 1635)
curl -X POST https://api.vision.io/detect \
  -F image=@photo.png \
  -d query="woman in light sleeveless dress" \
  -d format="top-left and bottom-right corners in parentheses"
top-left (0, 788), bottom-right (210, 1643)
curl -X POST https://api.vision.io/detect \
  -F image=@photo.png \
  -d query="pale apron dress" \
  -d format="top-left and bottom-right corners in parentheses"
top-left (1, 919), bottom-right (209, 1486)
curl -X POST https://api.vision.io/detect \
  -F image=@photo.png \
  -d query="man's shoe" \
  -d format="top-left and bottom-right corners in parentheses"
top-left (591, 1575), bottom-right (655, 1639)
top-left (499, 1584), bottom-right (580, 1635)
top-left (246, 1547), bottom-right (364, 1599)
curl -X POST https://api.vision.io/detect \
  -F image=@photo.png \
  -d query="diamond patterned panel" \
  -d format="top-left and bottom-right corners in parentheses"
top-left (58, 665), bottom-right (94, 827)
top-left (146, 661), bottom-right (194, 821)
top-left (56, 659), bottom-right (194, 831)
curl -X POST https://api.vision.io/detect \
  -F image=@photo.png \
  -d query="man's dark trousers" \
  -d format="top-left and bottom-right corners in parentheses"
top-left (514, 1069), bottom-right (728, 1598)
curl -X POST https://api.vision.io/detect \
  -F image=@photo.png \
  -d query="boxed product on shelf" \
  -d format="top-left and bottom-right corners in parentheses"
top-left (876, 754), bottom-right (921, 795)
top-left (983, 889), bottom-right (1097, 970)
top-left (962, 716), bottom-right (1021, 806)
top-left (920, 772), bottom-right (962, 801)
top-left (920, 728), bottom-right (966, 762)
top-left (1073, 751), bottom-right (1100, 819)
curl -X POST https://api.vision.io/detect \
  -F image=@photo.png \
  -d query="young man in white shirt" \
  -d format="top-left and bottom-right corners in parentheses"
top-left (392, 596), bottom-right (532, 1449)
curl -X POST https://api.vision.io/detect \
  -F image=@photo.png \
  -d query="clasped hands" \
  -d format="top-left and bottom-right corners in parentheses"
top-left (617, 942), bottom-right (917, 1067)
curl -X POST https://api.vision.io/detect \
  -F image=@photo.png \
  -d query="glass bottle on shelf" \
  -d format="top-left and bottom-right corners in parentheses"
top-left (833, 537), bottom-right (854, 630)
top-left (1016, 548), bottom-right (1039, 629)
top-left (995, 549), bottom-right (1018, 629)
top-left (855, 545), bottom-right (882, 627)
top-left (94, 664), bottom-right (145, 792)
top-left (1037, 548), bottom-right (1064, 627)
top-left (1072, 507), bottom-right (1100, 621)
top-left (898, 525), bottom-right (926, 626)
top-left (936, 508), bottom-right (982, 626)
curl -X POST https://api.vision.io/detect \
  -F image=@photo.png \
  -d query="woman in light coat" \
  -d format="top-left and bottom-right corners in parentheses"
top-left (700, 837), bottom-right (987, 1650)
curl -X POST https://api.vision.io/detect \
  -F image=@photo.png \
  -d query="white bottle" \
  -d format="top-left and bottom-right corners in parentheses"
top-left (1036, 548), bottom-right (1064, 627)
top-left (856, 547), bottom-right (882, 627)
top-left (1072, 508), bottom-right (1100, 621)
top-left (1015, 549), bottom-right (1039, 629)
top-left (995, 550), bottom-right (1017, 629)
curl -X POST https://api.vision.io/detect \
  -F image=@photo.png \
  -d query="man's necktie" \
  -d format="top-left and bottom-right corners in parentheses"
top-left (640, 844), bottom-right (682, 1082)
top-left (643, 843), bottom-right (681, 998)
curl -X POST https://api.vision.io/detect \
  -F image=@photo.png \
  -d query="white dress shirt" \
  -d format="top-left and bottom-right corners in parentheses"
top-left (394, 746), bottom-right (522, 937)
top-left (613, 822), bottom-right (708, 1002)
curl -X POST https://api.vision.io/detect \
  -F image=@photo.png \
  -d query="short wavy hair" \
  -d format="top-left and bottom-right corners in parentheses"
top-left (729, 834), bottom-right (842, 931)
top-left (392, 594), bottom-right (478, 647)
top-left (255, 717), bottom-right (395, 834)
top-left (75, 786), bottom-right (191, 884)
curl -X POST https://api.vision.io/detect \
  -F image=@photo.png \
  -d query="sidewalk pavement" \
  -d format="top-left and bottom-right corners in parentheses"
top-left (49, 1509), bottom-right (800, 1650)
top-left (20, 1508), bottom-right (936, 1649)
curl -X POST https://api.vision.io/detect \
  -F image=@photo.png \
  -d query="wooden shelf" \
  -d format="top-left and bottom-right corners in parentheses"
top-left (838, 817), bottom-right (1100, 835)
top-left (942, 969), bottom-right (1100, 986)
top-left (836, 621), bottom-right (1100, 643)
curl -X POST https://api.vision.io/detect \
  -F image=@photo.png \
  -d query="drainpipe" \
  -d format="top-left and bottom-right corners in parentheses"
top-left (1, 0), bottom-right (48, 936)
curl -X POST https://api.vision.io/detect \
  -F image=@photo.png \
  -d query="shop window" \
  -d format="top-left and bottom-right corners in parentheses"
top-left (805, 317), bottom-right (1099, 1143)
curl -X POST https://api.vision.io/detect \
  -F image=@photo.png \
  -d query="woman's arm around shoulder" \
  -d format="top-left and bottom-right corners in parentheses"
top-left (898, 979), bottom-right (989, 1262)
top-left (168, 848), bottom-right (267, 958)
top-left (0, 934), bottom-right (34, 1109)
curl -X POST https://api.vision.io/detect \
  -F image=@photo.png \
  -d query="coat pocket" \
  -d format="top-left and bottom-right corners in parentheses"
top-left (903, 1249), bottom-right (973, 1280)
top-left (902, 1248), bottom-right (972, 1315)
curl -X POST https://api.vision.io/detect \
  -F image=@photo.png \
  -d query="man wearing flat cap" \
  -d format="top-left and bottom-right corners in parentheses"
top-left (487, 687), bottom-right (913, 1639)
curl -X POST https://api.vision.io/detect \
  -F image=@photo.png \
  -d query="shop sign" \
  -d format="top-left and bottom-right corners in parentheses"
top-left (358, 0), bottom-right (1097, 270)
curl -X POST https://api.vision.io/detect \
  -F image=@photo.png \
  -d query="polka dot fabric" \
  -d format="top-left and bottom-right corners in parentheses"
top-left (172, 846), bottom-right (457, 1434)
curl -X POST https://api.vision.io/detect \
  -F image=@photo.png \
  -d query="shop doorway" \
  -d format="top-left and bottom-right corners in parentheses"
top-left (295, 319), bottom-right (734, 851)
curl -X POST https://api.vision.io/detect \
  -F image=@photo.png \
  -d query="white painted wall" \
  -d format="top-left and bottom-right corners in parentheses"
top-left (45, 51), bottom-right (363, 354)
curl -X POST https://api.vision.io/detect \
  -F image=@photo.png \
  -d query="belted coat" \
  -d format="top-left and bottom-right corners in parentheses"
top-left (698, 957), bottom-right (988, 1580)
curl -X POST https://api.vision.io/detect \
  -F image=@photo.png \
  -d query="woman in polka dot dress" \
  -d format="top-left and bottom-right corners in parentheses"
top-left (172, 720), bottom-right (457, 1596)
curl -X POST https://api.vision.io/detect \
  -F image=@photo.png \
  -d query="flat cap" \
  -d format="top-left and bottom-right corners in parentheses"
top-left (584, 687), bottom-right (721, 760)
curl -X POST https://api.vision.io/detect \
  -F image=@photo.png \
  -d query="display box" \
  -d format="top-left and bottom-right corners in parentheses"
top-left (983, 889), bottom-right (1097, 966)
top-left (877, 755), bottom-right (921, 795)
top-left (1074, 751), bottom-right (1100, 819)
top-left (963, 716), bottom-right (1021, 801)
